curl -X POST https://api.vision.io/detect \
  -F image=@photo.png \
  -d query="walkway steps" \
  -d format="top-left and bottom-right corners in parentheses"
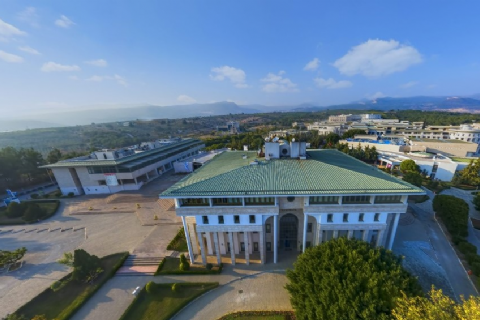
top-left (116, 255), bottom-right (163, 276)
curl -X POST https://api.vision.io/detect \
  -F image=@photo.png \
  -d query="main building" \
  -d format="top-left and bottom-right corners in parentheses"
top-left (161, 141), bottom-right (424, 265)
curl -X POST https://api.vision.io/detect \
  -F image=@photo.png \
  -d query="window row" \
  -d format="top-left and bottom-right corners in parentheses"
top-left (326, 213), bottom-right (380, 223)
top-left (202, 215), bottom-right (256, 224)
top-left (180, 197), bottom-right (275, 207)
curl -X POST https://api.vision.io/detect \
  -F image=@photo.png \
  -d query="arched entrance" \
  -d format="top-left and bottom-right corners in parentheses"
top-left (280, 214), bottom-right (298, 250)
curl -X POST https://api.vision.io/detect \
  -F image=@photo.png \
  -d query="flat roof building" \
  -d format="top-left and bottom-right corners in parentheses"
top-left (41, 139), bottom-right (204, 195)
top-left (160, 141), bottom-right (423, 265)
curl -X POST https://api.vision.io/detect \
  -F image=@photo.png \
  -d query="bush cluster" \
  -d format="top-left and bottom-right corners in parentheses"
top-left (6, 202), bottom-right (45, 222)
top-left (179, 253), bottom-right (190, 271)
top-left (433, 195), bottom-right (469, 237)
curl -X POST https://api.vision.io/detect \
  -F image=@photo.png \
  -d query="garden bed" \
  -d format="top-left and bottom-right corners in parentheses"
top-left (12, 252), bottom-right (128, 320)
top-left (119, 282), bottom-right (218, 320)
top-left (155, 257), bottom-right (222, 275)
top-left (0, 199), bottom-right (60, 225)
top-left (166, 227), bottom-right (188, 252)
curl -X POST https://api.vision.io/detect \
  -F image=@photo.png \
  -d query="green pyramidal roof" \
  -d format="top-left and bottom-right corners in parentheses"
top-left (160, 149), bottom-right (424, 197)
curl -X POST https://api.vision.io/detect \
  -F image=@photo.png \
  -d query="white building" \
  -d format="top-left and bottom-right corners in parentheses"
top-left (41, 139), bottom-right (204, 195)
top-left (160, 141), bottom-right (424, 265)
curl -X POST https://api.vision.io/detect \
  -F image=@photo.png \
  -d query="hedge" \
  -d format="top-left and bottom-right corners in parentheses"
top-left (433, 195), bottom-right (469, 237)
top-left (154, 257), bottom-right (223, 276)
top-left (218, 311), bottom-right (297, 319)
top-left (0, 200), bottom-right (60, 226)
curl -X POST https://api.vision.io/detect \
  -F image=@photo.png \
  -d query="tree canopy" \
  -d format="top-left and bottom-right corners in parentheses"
top-left (458, 159), bottom-right (480, 186)
top-left (403, 172), bottom-right (423, 187)
top-left (285, 238), bottom-right (422, 320)
top-left (72, 249), bottom-right (102, 283)
top-left (393, 287), bottom-right (480, 320)
top-left (341, 129), bottom-right (368, 139)
top-left (433, 195), bottom-right (469, 237)
top-left (400, 159), bottom-right (420, 173)
top-left (0, 247), bottom-right (27, 268)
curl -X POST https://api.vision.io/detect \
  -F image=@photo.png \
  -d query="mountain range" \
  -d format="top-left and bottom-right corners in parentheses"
top-left (2, 95), bottom-right (480, 131)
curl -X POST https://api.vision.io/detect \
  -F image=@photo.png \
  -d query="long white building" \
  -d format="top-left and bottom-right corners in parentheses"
top-left (160, 141), bottom-right (424, 265)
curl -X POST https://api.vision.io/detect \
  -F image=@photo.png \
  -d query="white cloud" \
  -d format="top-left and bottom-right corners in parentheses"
top-left (41, 62), bottom-right (80, 72)
top-left (304, 58), bottom-right (320, 71)
top-left (0, 18), bottom-right (26, 38)
top-left (17, 7), bottom-right (39, 27)
top-left (368, 92), bottom-right (386, 100)
top-left (314, 77), bottom-right (352, 89)
top-left (177, 95), bottom-right (197, 104)
top-left (68, 75), bottom-right (79, 80)
top-left (0, 50), bottom-right (24, 63)
top-left (85, 59), bottom-right (107, 67)
top-left (210, 66), bottom-right (247, 88)
top-left (19, 46), bottom-right (40, 55)
top-left (86, 74), bottom-right (127, 86)
top-left (334, 39), bottom-right (422, 77)
top-left (55, 15), bottom-right (75, 28)
top-left (261, 71), bottom-right (298, 93)
top-left (400, 81), bottom-right (418, 88)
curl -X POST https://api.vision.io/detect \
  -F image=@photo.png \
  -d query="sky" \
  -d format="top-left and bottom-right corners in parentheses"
top-left (1, 1), bottom-right (480, 116)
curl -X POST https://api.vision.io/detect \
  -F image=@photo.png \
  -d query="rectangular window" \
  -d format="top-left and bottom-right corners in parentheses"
top-left (202, 216), bottom-right (209, 224)
top-left (218, 215), bottom-right (224, 224)
top-left (212, 198), bottom-right (242, 206)
top-left (245, 197), bottom-right (275, 206)
top-left (327, 214), bottom-right (333, 223)
top-left (359, 213), bottom-right (364, 222)
top-left (249, 215), bottom-right (256, 224)
top-left (374, 195), bottom-right (402, 204)
top-left (266, 223), bottom-right (271, 233)
top-left (240, 242), bottom-right (245, 252)
top-left (343, 213), bottom-right (348, 222)
top-left (374, 213), bottom-right (380, 221)
top-left (234, 215), bottom-right (240, 224)
top-left (266, 242), bottom-right (272, 251)
top-left (343, 196), bottom-right (371, 204)
top-left (307, 223), bottom-right (313, 233)
top-left (309, 196), bottom-right (339, 204)
top-left (180, 198), bottom-right (209, 207)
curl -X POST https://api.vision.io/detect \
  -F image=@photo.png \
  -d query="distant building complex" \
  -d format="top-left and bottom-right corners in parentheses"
top-left (161, 141), bottom-right (424, 265)
top-left (41, 139), bottom-right (204, 195)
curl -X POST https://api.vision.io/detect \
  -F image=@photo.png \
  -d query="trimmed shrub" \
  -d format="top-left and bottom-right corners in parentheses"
top-left (6, 202), bottom-right (23, 218)
top-left (458, 241), bottom-right (477, 256)
top-left (179, 262), bottom-right (190, 271)
top-left (23, 204), bottom-right (43, 222)
top-left (171, 283), bottom-right (177, 292)
top-left (145, 281), bottom-right (157, 294)
top-left (206, 263), bottom-right (213, 271)
top-left (433, 195), bottom-right (469, 237)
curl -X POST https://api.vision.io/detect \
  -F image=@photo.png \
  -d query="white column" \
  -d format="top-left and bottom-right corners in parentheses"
top-left (302, 214), bottom-right (308, 253)
top-left (244, 231), bottom-right (250, 265)
top-left (274, 215), bottom-right (278, 263)
top-left (181, 216), bottom-right (194, 264)
top-left (388, 213), bottom-right (401, 250)
top-left (260, 230), bottom-right (265, 264)
top-left (146, 172), bottom-right (150, 180)
top-left (228, 231), bottom-right (235, 265)
top-left (333, 230), bottom-right (339, 239)
top-left (213, 232), bottom-right (221, 265)
top-left (362, 229), bottom-right (369, 241)
top-left (197, 231), bottom-right (206, 265)
top-left (376, 229), bottom-right (385, 248)
top-left (347, 230), bottom-right (353, 239)
top-left (205, 232), bottom-right (213, 255)
top-left (317, 223), bottom-right (323, 245)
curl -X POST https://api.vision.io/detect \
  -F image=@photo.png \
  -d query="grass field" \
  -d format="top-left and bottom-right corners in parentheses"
top-left (14, 252), bottom-right (128, 320)
top-left (166, 227), bottom-right (189, 252)
top-left (120, 282), bottom-right (218, 320)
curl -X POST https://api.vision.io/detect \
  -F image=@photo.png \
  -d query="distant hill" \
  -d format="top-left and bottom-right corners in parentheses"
top-left (0, 120), bottom-right (63, 132)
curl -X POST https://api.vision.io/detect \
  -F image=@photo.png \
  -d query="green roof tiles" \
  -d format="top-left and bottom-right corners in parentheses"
top-left (161, 149), bottom-right (424, 197)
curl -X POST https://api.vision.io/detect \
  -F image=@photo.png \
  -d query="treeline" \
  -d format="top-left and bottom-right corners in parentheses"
top-left (203, 132), bottom-right (266, 151)
top-left (384, 110), bottom-right (480, 126)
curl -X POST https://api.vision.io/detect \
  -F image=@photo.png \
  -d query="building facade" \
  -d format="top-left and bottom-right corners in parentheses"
top-left (161, 141), bottom-right (424, 265)
top-left (41, 139), bottom-right (204, 195)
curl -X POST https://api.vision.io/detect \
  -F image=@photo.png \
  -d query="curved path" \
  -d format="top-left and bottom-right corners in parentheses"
top-left (172, 272), bottom-right (292, 320)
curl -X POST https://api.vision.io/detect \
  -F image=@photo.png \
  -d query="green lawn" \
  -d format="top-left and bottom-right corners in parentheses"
top-left (14, 252), bottom-right (128, 320)
top-left (155, 257), bottom-right (222, 275)
top-left (451, 157), bottom-right (477, 163)
top-left (120, 283), bottom-right (218, 320)
top-left (0, 200), bottom-right (60, 225)
top-left (166, 227), bottom-right (189, 252)
top-left (217, 311), bottom-right (296, 319)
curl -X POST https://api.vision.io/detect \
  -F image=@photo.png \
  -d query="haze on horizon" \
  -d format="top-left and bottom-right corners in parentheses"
top-left (1, 1), bottom-right (480, 117)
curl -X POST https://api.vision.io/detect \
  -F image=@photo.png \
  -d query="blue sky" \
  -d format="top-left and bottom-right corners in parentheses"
top-left (1, 1), bottom-right (480, 115)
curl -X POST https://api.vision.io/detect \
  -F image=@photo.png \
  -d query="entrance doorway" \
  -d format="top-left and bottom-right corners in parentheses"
top-left (280, 214), bottom-right (298, 250)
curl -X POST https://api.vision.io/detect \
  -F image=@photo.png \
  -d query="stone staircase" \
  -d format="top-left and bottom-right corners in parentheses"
top-left (116, 255), bottom-right (163, 276)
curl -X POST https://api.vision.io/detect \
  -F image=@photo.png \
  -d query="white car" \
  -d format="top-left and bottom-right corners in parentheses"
top-left (132, 286), bottom-right (141, 295)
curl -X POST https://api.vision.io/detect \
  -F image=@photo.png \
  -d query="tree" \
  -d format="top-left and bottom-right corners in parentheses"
top-left (47, 148), bottom-right (62, 164)
top-left (393, 287), bottom-right (480, 320)
top-left (23, 203), bottom-right (43, 221)
top-left (433, 195), bottom-right (469, 237)
top-left (179, 253), bottom-right (190, 271)
top-left (474, 193), bottom-right (480, 211)
top-left (325, 133), bottom-right (340, 147)
top-left (400, 159), bottom-right (420, 173)
top-left (285, 238), bottom-right (422, 320)
top-left (459, 159), bottom-right (480, 186)
top-left (403, 172), bottom-right (423, 187)
top-left (58, 252), bottom-right (74, 267)
top-left (0, 247), bottom-right (27, 268)
top-left (341, 129), bottom-right (367, 139)
top-left (72, 249), bottom-right (102, 283)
